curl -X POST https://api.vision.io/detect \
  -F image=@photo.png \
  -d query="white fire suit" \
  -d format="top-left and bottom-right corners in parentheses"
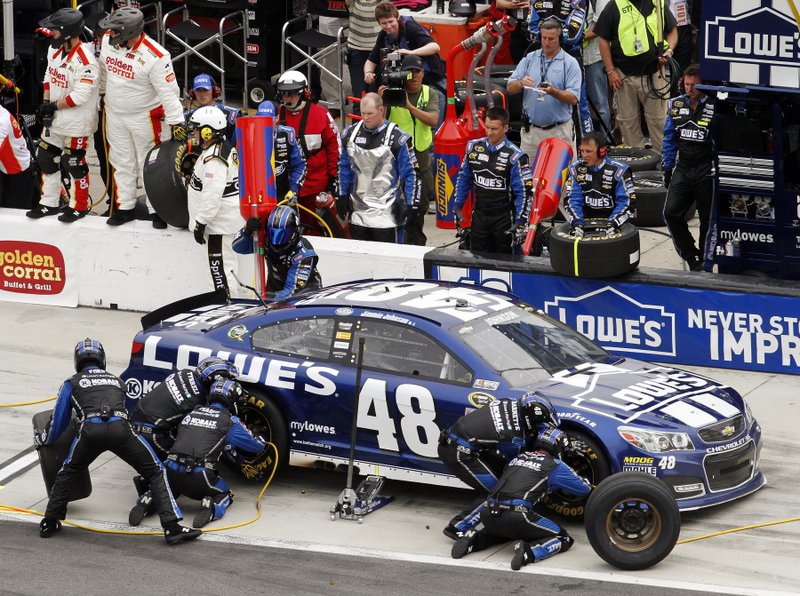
top-left (187, 140), bottom-right (242, 298)
top-left (0, 106), bottom-right (30, 174)
top-left (40, 42), bottom-right (100, 211)
top-left (99, 32), bottom-right (183, 213)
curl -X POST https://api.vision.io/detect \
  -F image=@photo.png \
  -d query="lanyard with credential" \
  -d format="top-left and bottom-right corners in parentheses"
top-left (539, 53), bottom-right (555, 85)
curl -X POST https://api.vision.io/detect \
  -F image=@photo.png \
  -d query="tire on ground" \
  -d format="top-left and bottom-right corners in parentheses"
top-left (225, 388), bottom-right (289, 481)
top-left (143, 139), bottom-right (191, 228)
top-left (542, 430), bottom-right (610, 520)
top-left (247, 78), bottom-right (275, 109)
top-left (584, 472), bottom-right (681, 570)
top-left (549, 219), bottom-right (640, 278)
top-left (631, 170), bottom-right (667, 227)
top-left (607, 146), bottom-right (661, 172)
top-left (33, 409), bottom-right (92, 501)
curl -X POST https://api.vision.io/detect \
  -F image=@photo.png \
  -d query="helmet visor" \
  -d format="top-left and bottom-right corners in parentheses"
top-left (268, 225), bottom-right (295, 247)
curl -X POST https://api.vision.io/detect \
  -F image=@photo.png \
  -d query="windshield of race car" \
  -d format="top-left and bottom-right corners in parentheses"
top-left (455, 306), bottom-right (609, 386)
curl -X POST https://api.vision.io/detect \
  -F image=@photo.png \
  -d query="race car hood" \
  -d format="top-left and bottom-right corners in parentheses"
top-left (530, 358), bottom-right (745, 430)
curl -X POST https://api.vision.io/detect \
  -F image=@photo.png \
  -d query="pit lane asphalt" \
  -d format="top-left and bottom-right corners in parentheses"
top-left (1, 302), bottom-right (799, 595)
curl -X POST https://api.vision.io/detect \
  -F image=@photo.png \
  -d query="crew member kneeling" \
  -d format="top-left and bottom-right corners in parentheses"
top-left (564, 130), bottom-right (633, 237)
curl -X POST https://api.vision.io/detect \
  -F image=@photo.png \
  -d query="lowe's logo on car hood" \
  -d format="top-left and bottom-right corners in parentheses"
top-left (544, 287), bottom-right (676, 357)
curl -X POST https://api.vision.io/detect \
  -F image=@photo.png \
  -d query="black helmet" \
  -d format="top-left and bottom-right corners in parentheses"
top-left (195, 357), bottom-right (239, 387)
top-left (519, 392), bottom-right (557, 432)
top-left (74, 338), bottom-right (106, 372)
top-left (99, 7), bottom-right (144, 47)
top-left (449, 0), bottom-right (476, 17)
top-left (40, 8), bottom-right (85, 49)
top-left (530, 424), bottom-right (569, 458)
top-left (266, 205), bottom-right (300, 253)
top-left (207, 378), bottom-right (243, 414)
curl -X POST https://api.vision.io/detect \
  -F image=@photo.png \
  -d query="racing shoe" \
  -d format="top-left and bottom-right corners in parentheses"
top-left (164, 523), bottom-right (202, 545)
top-left (58, 207), bottom-right (90, 223)
top-left (150, 213), bottom-right (167, 229)
top-left (39, 517), bottom-right (62, 538)
top-left (26, 204), bottom-right (61, 219)
top-left (451, 530), bottom-right (477, 559)
top-left (129, 492), bottom-right (155, 526)
top-left (442, 523), bottom-right (463, 541)
top-left (687, 255), bottom-right (703, 272)
top-left (192, 497), bottom-right (214, 529)
top-left (510, 540), bottom-right (534, 571)
top-left (106, 208), bottom-right (135, 226)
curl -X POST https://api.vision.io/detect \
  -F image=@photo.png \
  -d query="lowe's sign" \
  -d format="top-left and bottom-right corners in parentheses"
top-left (703, 1), bottom-right (800, 88)
top-left (431, 264), bottom-right (800, 375)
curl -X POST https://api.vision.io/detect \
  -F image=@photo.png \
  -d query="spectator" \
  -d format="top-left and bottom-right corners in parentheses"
top-left (184, 74), bottom-right (241, 144)
top-left (338, 92), bottom-right (420, 243)
top-left (669, 0), bottom-right (695, 73)
top-left (345, 0), bottom-right (382, 113)
top-left (27, 8), bottom-right (99, 223)
top-left (98, 8), bottom-right (186, 229)
top-left (583, 0), bottom-right (613, 138)
top-left (507, 18), bottom-right (581, 164)
top-left (383, 54), bottom-right (438, 246)
top-left (487, 0), bottom-right (531, 65)
top-left (594, 0), bottom-right (678, 153)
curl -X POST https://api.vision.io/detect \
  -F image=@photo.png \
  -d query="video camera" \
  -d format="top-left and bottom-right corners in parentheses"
top-left (380, 48), bottom-right (411, 108)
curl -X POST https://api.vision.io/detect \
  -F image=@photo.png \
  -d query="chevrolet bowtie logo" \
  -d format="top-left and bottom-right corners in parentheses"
top-left (721, 425), bottom-right (735, 437)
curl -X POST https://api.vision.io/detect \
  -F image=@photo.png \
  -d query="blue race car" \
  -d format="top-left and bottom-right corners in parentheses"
top-left (121, 279), bottom-right (765, 518)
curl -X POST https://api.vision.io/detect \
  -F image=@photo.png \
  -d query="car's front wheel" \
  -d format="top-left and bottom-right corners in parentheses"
top-left (226, 389), bottom-right (288, 481)
top-left (542, 431), bottom-right (610, 519)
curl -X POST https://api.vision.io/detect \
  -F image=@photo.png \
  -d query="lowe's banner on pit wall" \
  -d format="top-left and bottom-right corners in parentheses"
top-left (703, 1), bottom-right (800, 88)
top-left (432, 264), bottom-right (800, 375)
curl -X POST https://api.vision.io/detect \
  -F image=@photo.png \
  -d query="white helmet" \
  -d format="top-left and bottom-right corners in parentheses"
top-left (188, 106), bottom-right (227, 141)
top-left (277, 70), bottom-right (308, 95)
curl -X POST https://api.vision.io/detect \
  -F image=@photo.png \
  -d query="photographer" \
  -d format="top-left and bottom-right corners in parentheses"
top-left (382, 55), bottom-right (438, 246)
top-left (507, 18), bottom-right (581, 163)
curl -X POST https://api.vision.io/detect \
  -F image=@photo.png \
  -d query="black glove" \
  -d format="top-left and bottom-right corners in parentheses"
top-left (336, 195), bottom-right (351, 219)
top-left (572, 224), bottom-right (585, 238)
top-left (37, 101), bottom-right (57, 126)
top-left (171, 123), bottom-right (189, 142)
top-left (406, 209), bottom-right (419, 230)
top-left (605, 222), bottom-right (618, 237)
top-left (33, 428), bottom-right (48, 448)
top-left (392, 199), bottom-right (408, 223)
top-left (513, 223), bottom-right (527, 247)
top-left (193, 222), bottom-right (206, 245)
top-left (245, 216), bottom-right (261, 235)
top-left (663, 168), bottom-right (672, 188)
top-left (454, 208), bottom-right (464, 228)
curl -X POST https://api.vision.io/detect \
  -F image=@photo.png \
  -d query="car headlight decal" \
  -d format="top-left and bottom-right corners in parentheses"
top-left (618, 426), bottom-right (695, 452)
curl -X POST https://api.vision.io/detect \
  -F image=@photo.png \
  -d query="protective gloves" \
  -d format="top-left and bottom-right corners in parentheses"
top-left (284, 190), bottom-right (298, 206)
top-left (572, 224), bottom-right (585, 238)
top-left (37, 101), bottom-right (57, 126)
top-left (663, 168), bottom-right (672, 188)
top-left (171, 123), bottom-right (189, 142)
top-left (453, 208), bottom-right (464, 228)
top-left (336, 195), bottom-right (351, 219)
top-left (193, 222), bottom-right (206, 245)
top-left (245, 216), bottom-right (261, 235)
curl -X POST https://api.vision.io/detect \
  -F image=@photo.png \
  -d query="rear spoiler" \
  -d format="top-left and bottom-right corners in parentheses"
top-left (140, 290), bottom-right (229, 330)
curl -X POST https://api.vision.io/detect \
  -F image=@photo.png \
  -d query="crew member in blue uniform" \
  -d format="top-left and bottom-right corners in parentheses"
top-left (450, 424), bottom-right (591, 570)
top-left (36, 339), bottom-right (200, 545)
top-left (257, 100), bottom-right (307, 205)
top-left (453, 106), bottom-right (532, 254)
top-left (184, 73), bottom-right (241, 143)
top-left (565, 130), bottom-right (633, 236)
top-left (662, 64), bottom-right (716, 272)
top-left (163, 379), bottom-right (266, 528)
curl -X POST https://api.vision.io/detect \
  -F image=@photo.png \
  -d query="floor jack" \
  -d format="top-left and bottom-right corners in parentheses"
top-left (330, 339), bottom-right (393, 522)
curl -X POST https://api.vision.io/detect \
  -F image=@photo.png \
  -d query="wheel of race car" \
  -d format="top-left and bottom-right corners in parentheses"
top-left (607, 146), bottom-right (661, 172)
top-left (542, 431), bottom-right (610, 519)
top-left (549, 219), bottom-right (640, 278)
top-left (584, 472), bottom-right (681, 570)
top-left (142, 140), bottom-right (191, 228)
top-left (631, 170), bottom-right (667, 227)
top-left (248, 78), bottom-right (275, 109)
top-left (230, 389), bottom-right (288, 481)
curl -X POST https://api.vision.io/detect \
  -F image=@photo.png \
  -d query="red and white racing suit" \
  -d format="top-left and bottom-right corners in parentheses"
top-left (99, 32), bottom-right (183, 213)
top-left (0, 106), bottom-right (30, 175)
top-left (40, 42), bottom-right (100, 211)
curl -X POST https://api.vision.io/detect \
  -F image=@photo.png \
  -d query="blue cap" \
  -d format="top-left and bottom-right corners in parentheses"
top-left (192, 74), bottom-right (213, 91)
top-left (257, 100), bottom-right (276, 116)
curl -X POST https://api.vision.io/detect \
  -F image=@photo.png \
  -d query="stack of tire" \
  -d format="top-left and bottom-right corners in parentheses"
top-left (606, 146), bottom-right (667, 227)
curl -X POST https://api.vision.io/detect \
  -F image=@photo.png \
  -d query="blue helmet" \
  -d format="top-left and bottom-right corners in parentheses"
top-left (195, 357), bottom-right (238, 387)
top-left (207, 378), bottom-right (243, 414)
top-left (266, 205), bottom-right (300, 252)
top-left (74, 338), bottom-right (106, 372)
top-left (531, 424), bottom-right (569, 458)
top-left (519, 392), bottom-right (557, 432)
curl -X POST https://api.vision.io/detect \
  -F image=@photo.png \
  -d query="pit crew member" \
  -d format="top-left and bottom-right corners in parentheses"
top-left (257, 100), bottom-right (307, 204)
top-left (451, 424), bottom-right (591, 570)
top-left (99, 8), bottom-right (186, 228)
top-left (564, 130), bottom-right (633, 236)
top-left (163, 379), bottom-right (265, 528)
top-left (184, 73), bottom-right (241, 144)
top-left (36, 339), bottom-right (200, 545)
top-left (28, 8), bottom-right (99, 223)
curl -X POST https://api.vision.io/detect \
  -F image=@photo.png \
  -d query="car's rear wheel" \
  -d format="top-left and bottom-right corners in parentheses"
top-left (542, 431), bottom-right (610, 519)
top-left (584, 472), bottom-right (681, 570)
top-left (227, 389), bottom-right (288, 481)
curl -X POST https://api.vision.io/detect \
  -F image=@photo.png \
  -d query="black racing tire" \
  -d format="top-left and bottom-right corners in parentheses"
top-left (228, 389), bottom-right (289, 481)
top-left (631, 170), bottom-right (667, 227)
top-left (549, 219), bottom-right (640, 278)
top-left (32, 410), bottom-right (92, 501)
top-left (542, 430), bottom-right (610, 520)
top-left (142, 139), bottom-right (190, 228)
top-left (607, 146), bottom-right (661, 172)
top-left (247, 78), bottom-right (275, 109)
top-left (584, 472), bottom-right (681, 571)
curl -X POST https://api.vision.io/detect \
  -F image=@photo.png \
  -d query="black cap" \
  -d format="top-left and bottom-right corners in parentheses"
top-left (401, 54), bottom-right (424, 71)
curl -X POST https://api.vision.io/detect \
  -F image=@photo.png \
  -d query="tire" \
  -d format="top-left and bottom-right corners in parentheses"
top-left (32, 410), bottom-right (92, 501)
top-left (631, 170), bottom-right (667, 227)
top-left (142, 140), bottom-right (190, 228)
top-left (542, 431), bottom-right (610, 519)
top-left (584, 472), bottom-right (681, 570)
top-left (549, 219), bottom-right (640, 278)
top-left (607, 146), bottom-right (661, 172)
top-left (226, 389), bottom-right (289, 481)
top-left (247, 78), bottom-right (275, 109)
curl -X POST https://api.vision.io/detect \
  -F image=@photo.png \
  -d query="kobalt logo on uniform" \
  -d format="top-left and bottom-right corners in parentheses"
top-left (544, 286), bottom-right (676, 357)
